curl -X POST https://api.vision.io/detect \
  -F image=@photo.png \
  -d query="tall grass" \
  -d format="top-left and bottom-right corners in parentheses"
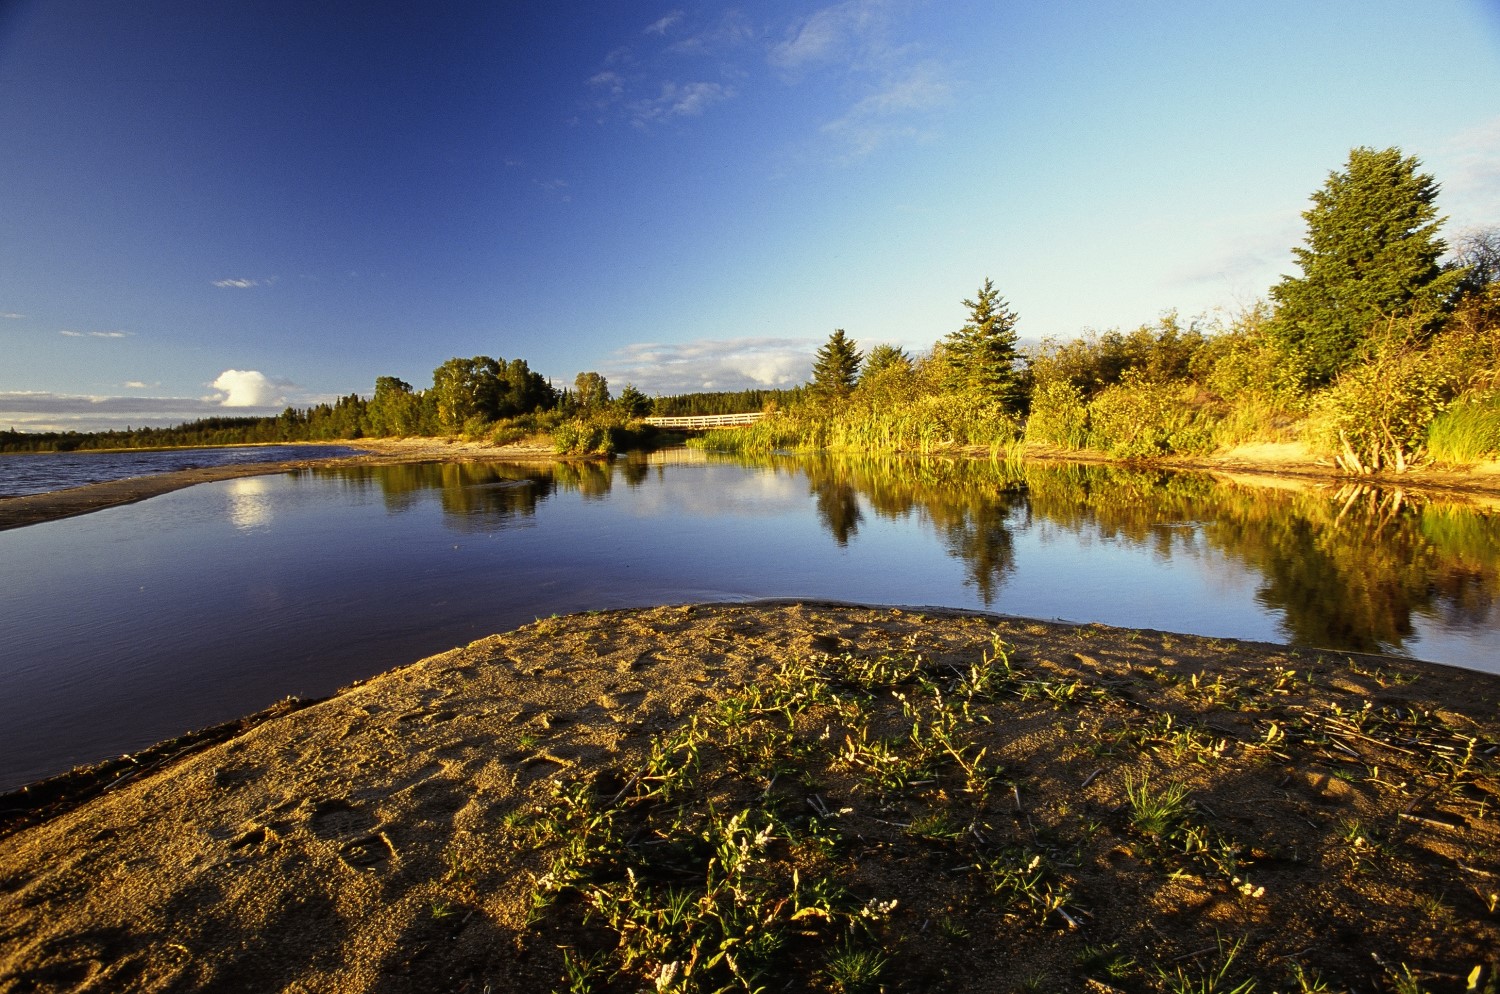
top-left (690, 395), bottom-right (1022, 456)
top-left (1426, 394), bottom-right (1500, 464)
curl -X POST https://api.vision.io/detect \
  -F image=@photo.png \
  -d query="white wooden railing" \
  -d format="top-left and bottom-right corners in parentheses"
top-left (642, 412), bottom-right (767, 429)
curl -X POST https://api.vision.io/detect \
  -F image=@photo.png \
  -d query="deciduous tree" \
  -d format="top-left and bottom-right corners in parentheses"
top-left (574, 371), bottom-right (610, 410)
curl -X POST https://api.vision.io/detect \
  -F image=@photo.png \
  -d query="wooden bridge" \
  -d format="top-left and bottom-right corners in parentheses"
top-left (642, 412), bottom-right (767, 430)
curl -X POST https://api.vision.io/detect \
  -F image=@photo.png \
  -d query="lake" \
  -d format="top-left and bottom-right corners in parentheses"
top-left (0, 444), bottom-right (367, 497)
top-left (2, 450), bottom-right (1498, 792)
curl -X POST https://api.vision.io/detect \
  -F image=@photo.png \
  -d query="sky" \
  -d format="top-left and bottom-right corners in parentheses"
top-left (2, 1), bottom-right (1499, 432)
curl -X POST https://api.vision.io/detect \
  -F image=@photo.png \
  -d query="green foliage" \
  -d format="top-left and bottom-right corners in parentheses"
top-left (1024, 380), bottom-right (1089, 449)
top-left (649, 388), bottom-right (803, 417)
top-left (573, 371), bottom-right (610, 411)
top-left (695, 392), bottom-right (1022, 457)
top-left (1270, 146), bottom-right (1465, 388)
top-left (431, 355), bottom-right (556, 431)
top-left (942, 278), bottom-right (1023, 409)
top-left (614, 383), bottom-right (651, 418)
top-left (860, 343), bottom-right (910, 382)
top-left (1087, 372), bottom-right (1217, 459)
top-left (552, 417), bottom-right (617, 456)
top-left (366, 376), bottom-right (423, 437)
top-left (811, 329), bottom-right (864, 401)
top-left (1308, 327), bottom-right (1460, 472)
top-left (1029, 314), bottom-right (1209, 399)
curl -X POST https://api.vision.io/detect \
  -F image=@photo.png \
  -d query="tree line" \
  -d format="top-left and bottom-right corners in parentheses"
top-left (707, 146), bottom-right (1500, 472)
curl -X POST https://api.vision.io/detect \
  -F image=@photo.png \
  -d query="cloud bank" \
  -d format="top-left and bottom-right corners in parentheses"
top-left (0, 391), bottom-right (278, 433)
top-left (0, 370), bottom-right (293, 432)
top-left (601, 337), bottom-right (816, 395)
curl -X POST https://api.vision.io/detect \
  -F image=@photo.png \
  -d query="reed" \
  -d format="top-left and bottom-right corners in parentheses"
top-left (1426, 394), bottom-right (1500, 464)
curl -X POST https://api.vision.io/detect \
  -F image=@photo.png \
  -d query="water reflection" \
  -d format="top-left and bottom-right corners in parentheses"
top-left (309, 462), bottom-right (557, 532)
top-left (8, 448), bottom-right (1500, 791)
top-left (224, 476), bottom-right (274, 531)
top-left (709, 453), bottom-right (1500, 657)
top-left (302, 452), bottom-right (1500, 660)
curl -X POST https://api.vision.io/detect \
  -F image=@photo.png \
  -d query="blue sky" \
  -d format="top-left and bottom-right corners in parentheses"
top-left (2, 1), bottom-right (1499, 431)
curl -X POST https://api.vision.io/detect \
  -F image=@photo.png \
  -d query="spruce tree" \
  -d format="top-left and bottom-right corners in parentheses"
top-left (1270, 146), bottom-right (1465, 388)
top-left (943, 278), bottom-right (1022, 408)
top-left (810, 329), bottom-right (863, 400)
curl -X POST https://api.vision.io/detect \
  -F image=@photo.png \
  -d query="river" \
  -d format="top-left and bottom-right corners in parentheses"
top-left (2, 449), bottom-right (1498, 791)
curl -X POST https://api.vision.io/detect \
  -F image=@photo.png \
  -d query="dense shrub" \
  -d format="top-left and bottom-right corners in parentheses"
top-left (1308, 333), bottom-right (1458, 473)
top-left (1088, 373), bottom-right (1217, 459)
top-left (1024, 380), bottom-right (1089, 449)
top-left (553, 418), bottom-right (616, 456)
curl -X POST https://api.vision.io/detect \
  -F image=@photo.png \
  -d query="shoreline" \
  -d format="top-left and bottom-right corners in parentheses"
top-left (8, 435), bottom-right (1500, 534)
top-left (0, 437), bottom-right (560, 532)
top-left (1, 602), bottom-right (1495, 991)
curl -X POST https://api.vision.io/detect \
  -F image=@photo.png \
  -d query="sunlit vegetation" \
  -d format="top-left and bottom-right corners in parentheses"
top-left (693, 147), bottom-right (1500, 473)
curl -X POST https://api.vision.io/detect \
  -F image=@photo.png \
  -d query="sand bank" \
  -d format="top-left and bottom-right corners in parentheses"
top-left (2, 603), bottom-right (1496, 992)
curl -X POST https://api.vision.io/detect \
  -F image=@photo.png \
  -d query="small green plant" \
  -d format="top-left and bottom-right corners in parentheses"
top-left (1154, 934), bottom-right (1256, 994)
top-left (823, 941), bottom-right (888, 993)
top-left (1128, 779), bottom-right (1194, 839)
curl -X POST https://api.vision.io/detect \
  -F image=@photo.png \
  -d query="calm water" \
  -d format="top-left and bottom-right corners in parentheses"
top-left (2, 450), bottom-right (1499, 791)
top-left (0, 444), bottom-right (367, 497)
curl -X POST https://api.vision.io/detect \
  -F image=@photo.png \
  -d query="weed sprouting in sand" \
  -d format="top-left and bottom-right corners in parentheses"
top-left (499, 626), bottom-right (1488, 991)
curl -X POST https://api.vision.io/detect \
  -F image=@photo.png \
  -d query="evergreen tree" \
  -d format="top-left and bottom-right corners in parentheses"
top-left (810, 329), bottom-right (863, 400)
top-left (860, 344), bottom-right (911, 382)
top-left (615, 383), bottom-right (651, 417)
top-left (943, 278), bottom-right (1022, 408)
top-left (1270, 146), bottom-right (1466, 388)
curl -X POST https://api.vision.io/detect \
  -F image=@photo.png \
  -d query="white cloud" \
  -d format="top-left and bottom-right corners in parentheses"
top-left (589, 70), bottom-right (626, 97)
top-left (820, 63), bottom-right (952, 159)
top-left (210, 369), bottom-right (283, 407)
top-left (59, 329), bottom-right (131, 339)
top-left (588, 11), bottom-right (751, 128)
top-left (601, 337), bottom-right (816, 395)
top-left (212, 277), bottom-right (275, 289)
top-left (1, 312), bottom-right (24, 319)
top-left (123, 381), bottom-right (155, 389)
top-left (1435, 116), bottom-right (1500, 224)
top-left (644, 11), bottom-right (683, 36)
top-left (0, 391), bottom-right (241, 432)
top-left (666, 11), bottom-right (756, 56)
top-left (769, 0), bottom-right (894, 74)
top-left (629, 81), bottom-right (735, 124)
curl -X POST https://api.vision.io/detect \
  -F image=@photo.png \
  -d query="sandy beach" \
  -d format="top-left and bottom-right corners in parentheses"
top-left (1, 602), bottom-right (1496, 992)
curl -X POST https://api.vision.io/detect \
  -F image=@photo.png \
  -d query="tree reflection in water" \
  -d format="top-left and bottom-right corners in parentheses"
top-left (313, 452), bottom-right (1500, 657)
top-left (744, 453), bottom-right (1500, 655)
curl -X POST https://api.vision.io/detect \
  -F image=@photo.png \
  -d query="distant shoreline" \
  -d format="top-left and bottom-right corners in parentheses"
top-left (0, 438), bottom-right (558, 531)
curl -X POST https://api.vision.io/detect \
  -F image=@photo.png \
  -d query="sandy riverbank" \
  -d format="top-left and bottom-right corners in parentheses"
top-left (1, 602), bottom-right (1496, 992)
